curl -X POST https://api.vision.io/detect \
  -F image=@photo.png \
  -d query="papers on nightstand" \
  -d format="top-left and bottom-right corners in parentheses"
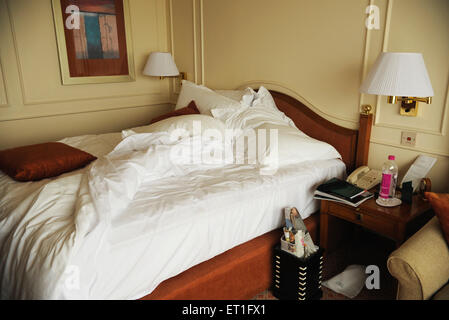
top-left (314, 178), bottom-right (373, 207)
top-left (400, 155), bottom-right (437, 192)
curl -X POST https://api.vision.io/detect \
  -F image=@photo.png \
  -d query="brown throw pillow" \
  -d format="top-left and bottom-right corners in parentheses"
top-left (150, 100), bottom-right (200, 124)
top-left (425, 192), bottom-right (449, 245)
top-left (0, 142), bottom-right (97, 182)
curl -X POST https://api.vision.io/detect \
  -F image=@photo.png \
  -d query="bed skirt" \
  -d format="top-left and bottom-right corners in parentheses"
top-left (140, 212), bottom-right (320, 300)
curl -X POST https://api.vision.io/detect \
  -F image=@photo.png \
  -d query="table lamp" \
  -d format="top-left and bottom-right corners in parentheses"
top-left (143, 52), bottom-right (185, 80)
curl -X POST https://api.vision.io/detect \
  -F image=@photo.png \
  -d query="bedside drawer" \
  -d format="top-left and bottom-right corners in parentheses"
top-left (327, 203), bottom-right (363, 223)
top-left (361, 214), bottom-right (397, 239)
top-left (327, 203), bottom-right (397, 239)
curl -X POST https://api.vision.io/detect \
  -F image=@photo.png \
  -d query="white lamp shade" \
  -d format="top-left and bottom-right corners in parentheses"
top-left (360, 52), bottom-right (434, 97)
top-left (143, 52), bottom-right (179, 77)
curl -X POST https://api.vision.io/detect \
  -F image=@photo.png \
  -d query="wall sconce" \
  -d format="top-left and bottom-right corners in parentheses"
top-left (360, 52), bottom-right (434, 117)
top-left (143, 52), bottom-right (186, 80)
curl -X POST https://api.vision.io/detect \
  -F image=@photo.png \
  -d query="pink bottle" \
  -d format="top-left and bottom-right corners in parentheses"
top-left (378, 155), bottom-right (398, 205)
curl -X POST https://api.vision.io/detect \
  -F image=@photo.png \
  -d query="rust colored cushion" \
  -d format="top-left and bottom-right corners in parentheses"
top-left (150, 100), bottom-right (200, 124)
top-left (425, 192), bottom-right (449, 245)
top-left (0, 142), bottom-right (97, 182)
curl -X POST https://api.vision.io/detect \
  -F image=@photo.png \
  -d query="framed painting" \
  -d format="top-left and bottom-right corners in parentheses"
top-left (51, 0), bottom-right (135, 85)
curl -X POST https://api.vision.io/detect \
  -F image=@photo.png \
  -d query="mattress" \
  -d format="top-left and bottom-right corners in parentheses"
top-left (0, 132), bottom-right (345, 299)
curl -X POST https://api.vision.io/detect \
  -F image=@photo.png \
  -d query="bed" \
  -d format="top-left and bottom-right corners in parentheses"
top-left (0, 87), bottom-right (372, 300)
top-left (141, 90), bottom-right (373, 300)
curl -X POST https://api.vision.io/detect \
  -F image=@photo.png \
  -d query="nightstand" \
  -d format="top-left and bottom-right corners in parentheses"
top-left (319, 193), bottom-right (433, 251)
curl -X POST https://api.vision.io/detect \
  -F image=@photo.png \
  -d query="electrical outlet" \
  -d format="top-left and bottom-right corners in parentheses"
top-left (401, 131), bottom-right (417, 147)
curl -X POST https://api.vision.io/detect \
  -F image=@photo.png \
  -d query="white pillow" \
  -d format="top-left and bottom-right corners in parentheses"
top-left (251, 86), bottom-right (298, 127)
top-left (215, 88), bottom-right (254, 107)
top-left (211, 86), bottom-right (297, 130)
top-left (214, 86), bottom-right (273, 109)
top-left (249, 86), bottom-right (279, 111)
top-left (175, 80), bottom-right (242, 115)
top-left (210, 86), bottom-right (340, 167)
top-left (129, 114), bottom-right (226, 137)
top-left (250, 123), bottom-right (341, 166)
top-left (211, 103), bottom-right (296, 132)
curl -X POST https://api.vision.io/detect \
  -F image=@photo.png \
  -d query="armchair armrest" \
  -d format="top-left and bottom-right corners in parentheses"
top-left (387, 217), bottom-right (449, 300)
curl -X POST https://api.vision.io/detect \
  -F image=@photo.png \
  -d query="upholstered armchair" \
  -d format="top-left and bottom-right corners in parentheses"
top-left (387, 192), bottom-right (449, 300)
top-left (387, 217), bottom-right (449, 299)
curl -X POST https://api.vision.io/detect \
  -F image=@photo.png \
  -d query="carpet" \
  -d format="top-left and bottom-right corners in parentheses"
top-left (253, 227), bottom-right (397, 300)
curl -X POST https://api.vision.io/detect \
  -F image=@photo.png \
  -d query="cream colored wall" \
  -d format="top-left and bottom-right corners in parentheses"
top-left (0, 0), bottom-right (175, 150)
top-left (171, 0), bottom-right (449, 192)
top-left (364, 0), bottom-right (449, 193)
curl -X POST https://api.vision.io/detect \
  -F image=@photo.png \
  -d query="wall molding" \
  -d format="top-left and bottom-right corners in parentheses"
top-left (5, 0), bottom-right (25, 106)
top-left (358, 0), bottom-right (375, 111)
top-left (370, 0), bottom-right (449, 136)
top-left (191, 0), bottom-right (204, 85)
top-left (17, 92), bottom-right (168, 107)
top-left (370, 138), bottom-right (449, 158)
top-left (200, 0), bottom-right (205, 86)
top-left (441, 75), bottom-right (449, 135)
top-left (168, 0), bottom-right (175, 58)
top-left (0, 95), bottom-right (171, 122)
top-left (0, 57), bottom-right (8, 107)
top-left (192, 0), bottom-right (199, 83)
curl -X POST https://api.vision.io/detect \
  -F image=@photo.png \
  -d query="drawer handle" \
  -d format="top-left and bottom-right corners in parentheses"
top-left (356, 213), bottom-right (363, 221)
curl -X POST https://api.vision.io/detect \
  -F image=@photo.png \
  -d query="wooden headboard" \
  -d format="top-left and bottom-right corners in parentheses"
top-left (271, 91), bottom-right (372, 173)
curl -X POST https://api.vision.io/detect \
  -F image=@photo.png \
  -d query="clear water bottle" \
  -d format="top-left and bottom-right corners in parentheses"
top-left (378, 155), bottom-right (398, 205)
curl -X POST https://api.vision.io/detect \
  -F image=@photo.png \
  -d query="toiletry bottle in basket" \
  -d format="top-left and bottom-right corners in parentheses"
top-left (378, 155), bottom-right (398, 206)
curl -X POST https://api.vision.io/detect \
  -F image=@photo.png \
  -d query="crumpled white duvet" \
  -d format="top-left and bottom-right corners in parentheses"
top-left (0, 131), bottom-right (345, 299)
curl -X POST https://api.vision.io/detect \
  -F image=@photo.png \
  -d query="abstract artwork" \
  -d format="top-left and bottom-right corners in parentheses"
top-left (73, 1), bottom-right (120, 59)
top-left (52, 0), bottom-right (135, 84)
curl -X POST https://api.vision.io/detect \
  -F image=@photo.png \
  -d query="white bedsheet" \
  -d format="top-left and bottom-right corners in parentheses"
top-left (0, 132), bottom-right (345, 299)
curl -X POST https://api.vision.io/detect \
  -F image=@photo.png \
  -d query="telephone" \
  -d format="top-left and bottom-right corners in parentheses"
top-left (347, 166), bottom-right (382, 190)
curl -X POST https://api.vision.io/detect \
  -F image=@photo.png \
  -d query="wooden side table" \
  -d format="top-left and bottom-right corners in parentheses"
top-left (319, 194), bottom-right (433, 251)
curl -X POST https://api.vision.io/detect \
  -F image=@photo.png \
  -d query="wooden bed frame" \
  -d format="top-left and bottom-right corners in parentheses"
top-left (141, 91), bottom-right (373, 300)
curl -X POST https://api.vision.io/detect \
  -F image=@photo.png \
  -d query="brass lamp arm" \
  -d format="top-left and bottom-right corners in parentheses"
top-left (387, 96), bottom-right (432, 104)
